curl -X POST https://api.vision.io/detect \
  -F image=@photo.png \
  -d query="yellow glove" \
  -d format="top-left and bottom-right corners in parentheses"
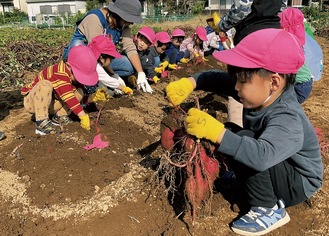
top-left (155, 61), bottom-right (169, 74)
top-left (153, 76), bottom-right (160, 83)
top-left (79, 114), bottom-right (90, 131)
top-left (212, 12), bottom-right (221, 29)
top-left (180, 58), bottom-right (190, 64)
top-left (159, 61), bottom-right (169, 69)
top-left (186, 108), bottom-right (224, 143)
top-left (203, 57), bottom-right (209, 62)
top-left (165, 77), bottom-right (193, 106)
top-left (122, 86), bottom-right (133, 95)
top-left (154, 66), bottom-right (164, 74)
top-left (194, 52), bottom-right (200, 58)
top-left (91, 88), bottom-right (111, 103)
top-left (168, 63), bottom-right (178, 70)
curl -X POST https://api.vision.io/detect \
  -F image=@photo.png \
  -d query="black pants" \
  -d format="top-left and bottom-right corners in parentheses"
top-left (224, 122), bottom-right (307, 208)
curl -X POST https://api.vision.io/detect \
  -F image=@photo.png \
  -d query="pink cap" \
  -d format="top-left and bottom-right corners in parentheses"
top-left (172, 29), bottom-right (185, 37)
top-left (88, 35), bottom-right (122, 59)
top-left (138, 26), bottom-right (156, 44)
top-left (195, 27), bottom-right (207, 41)
top-left (279, 7), bottom-right (305, 46)
top-left (68, 45), bottom-right (98, 86)
top-left (156, 31), bottom-right (171, 43)
top-left (213, 29), bottom-right (304, 74)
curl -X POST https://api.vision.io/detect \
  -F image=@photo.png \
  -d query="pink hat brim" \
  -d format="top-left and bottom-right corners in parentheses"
top-left (212, 50), bottom-right (261, 69)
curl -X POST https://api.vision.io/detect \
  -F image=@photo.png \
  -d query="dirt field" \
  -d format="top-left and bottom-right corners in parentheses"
top-left (0, 36), bottom-right (328, 236)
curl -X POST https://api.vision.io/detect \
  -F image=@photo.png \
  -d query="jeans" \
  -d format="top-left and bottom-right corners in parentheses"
top-left (110, 56), bottom-right (134, 77)
top-left (154, 56), bottom-right (160, 67)
top-left (294, 79), bottom-right (313, 104)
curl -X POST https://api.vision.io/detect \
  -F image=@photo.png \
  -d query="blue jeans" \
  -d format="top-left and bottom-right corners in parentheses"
top-left (110, 56), bottom-right (134, 77)
top-left (154, 56), bottom-right (160, 67)
top-left (294, 79), bottom-right (313, 104)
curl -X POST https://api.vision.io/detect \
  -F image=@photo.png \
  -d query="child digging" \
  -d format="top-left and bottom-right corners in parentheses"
top-left (21, 45), bottom-right (110, 135)
top-left (165, 29), bottom-right (323, 235)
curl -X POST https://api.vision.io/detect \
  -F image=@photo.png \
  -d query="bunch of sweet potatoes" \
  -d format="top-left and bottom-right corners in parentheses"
top-left (160, 125), bottom-right (220, 224)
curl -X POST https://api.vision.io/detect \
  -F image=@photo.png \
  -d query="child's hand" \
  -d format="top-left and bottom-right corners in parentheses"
top-left (80, 114), bottom-right (91, 131)
top-left (92, 88), bottom-right (111, 103)
top-left (168, 64), bottom-right (178, 70)
top-left (159, 61), bottom-right (169, 69)
top-left (155, 61), bottom-right (169, 74)
top-left (180, 58), bottom-right (190, 63)
top-left (122, 86), bottom-right (133, 95)
top-left (153, 76), bottom-right (160, 83)
top-left (165, 77), bottom-right (193, 106)
top-left (154, 66), bottom-right (164, 74)
top-left (137, 72), bottom-right (153, 93)
top-left (185, 108), bottom-right (224, 143)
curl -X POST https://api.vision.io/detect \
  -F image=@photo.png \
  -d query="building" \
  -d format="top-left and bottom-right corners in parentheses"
top-left (26, 0), bottom-right (86, 23)
top-left (0, 0), bottom-right (27, 13)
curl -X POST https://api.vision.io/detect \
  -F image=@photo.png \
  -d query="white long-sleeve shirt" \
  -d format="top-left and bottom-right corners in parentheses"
top-left (96, 64), bottom-right (125, 89)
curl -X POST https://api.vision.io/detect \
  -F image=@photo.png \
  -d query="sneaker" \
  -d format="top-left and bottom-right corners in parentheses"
top-left (231, 199), bottom-right (290, 236)
top-left (36, 119), bottom-right (56, 135)
top-left (51, 114), bottom-right (72, 126)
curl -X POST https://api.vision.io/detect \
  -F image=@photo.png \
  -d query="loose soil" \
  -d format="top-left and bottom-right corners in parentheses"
top-left (0, 37), bottom-right (328, 236)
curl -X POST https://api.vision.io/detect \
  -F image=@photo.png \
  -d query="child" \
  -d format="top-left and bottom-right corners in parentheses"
top-left (165, 28), bottom-right (186, 67)
top-left (88, 35), bottom-right (133, 95)
top-left (132, 26), bottom-right (159, 85)
top-left (21, 45), bottom-right (109, 135)
top-left (206, 15), bottom-right (234, 49)
top-left (165, 29), bottom-right (323, 235)
top-left (279, 7), bottom-right (323, 103)
top-left (151, 31), bottom-right (171, 77)
top-left (179, 26), bottom-right (207, 63)
top-left (203, 31), bottom-right (227, 56)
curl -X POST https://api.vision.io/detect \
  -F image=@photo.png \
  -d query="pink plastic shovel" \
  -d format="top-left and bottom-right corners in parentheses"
top-left (83, 134), bottom-right (109, 150)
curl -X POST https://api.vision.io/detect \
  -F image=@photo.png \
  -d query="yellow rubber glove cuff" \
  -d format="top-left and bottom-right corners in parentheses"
top-left (168, 63), bottom-right (178, 70)
top-left (154, 67), bottom-right (163, 74)
top-left (186, 108), bottom-right (224, 143)
top-left (165, 77), bottom-right (193, 106)
top-left (122, 86), bottom-right (133, 95)
top-left (153, 76), bottom-right (160, 83)
top-left (159, 61), bottom-right (169, 69)
top-left (92, 88), bottom-right (111, 103)
top-left (79, 114), bottom-right (90, 131)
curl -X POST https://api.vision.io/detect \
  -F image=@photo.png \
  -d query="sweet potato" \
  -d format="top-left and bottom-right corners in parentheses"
top-left (194, 158), bottom-right (204, 206)
top-left (161, 127), bottom-right (175, 150)
top-left (200, 146), bottom-right (219, 183)
top-left (184, 135), bottom-right (195, 153)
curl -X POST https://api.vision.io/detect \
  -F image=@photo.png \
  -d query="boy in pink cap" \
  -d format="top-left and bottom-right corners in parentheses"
top-left (151, 31), bottom-right (171, 75)
top-left (179, 26), bottom-right (208, 63)
top-left (21, 45), bottom-right (108, 135)
top-left (165, 28), bottom-right (186, 67)
top-left (129, 27), bottom-right (158, 86)
top-left (165, 29), bottom-right (322, 235)
top-left (88, 35), bottom-right (133, 96)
